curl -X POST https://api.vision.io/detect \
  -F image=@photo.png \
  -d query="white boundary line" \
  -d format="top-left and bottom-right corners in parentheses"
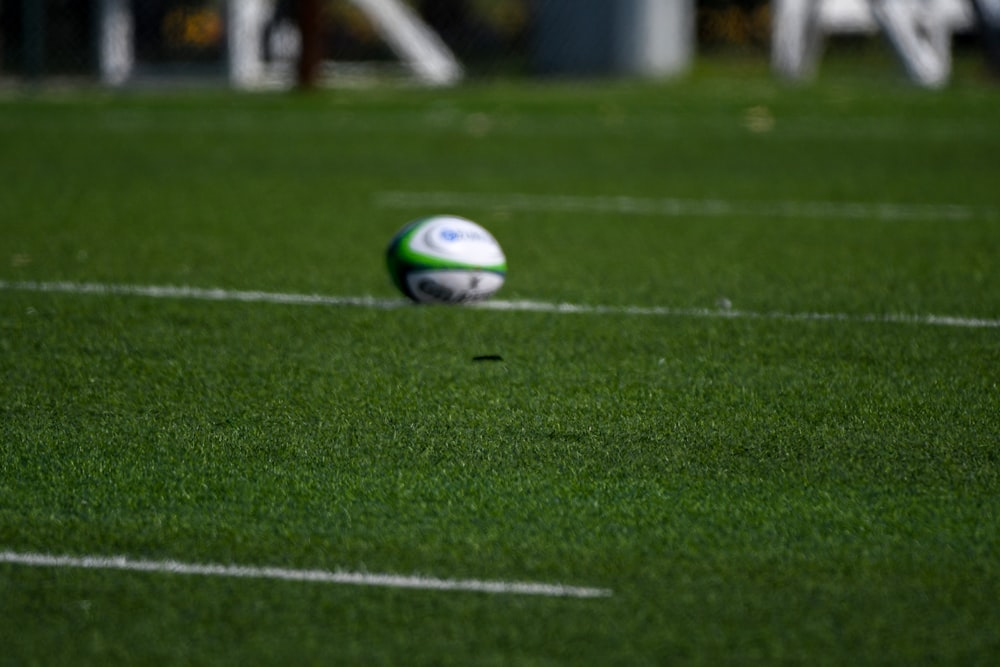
top-left (0, 551), bottom-right (611, 599)
top-left (374, 190), bottom-right (997, 222)
top-left (3, 279), bottom-right (999, 329)
top-left (1, 279), bottom-right (998, 329)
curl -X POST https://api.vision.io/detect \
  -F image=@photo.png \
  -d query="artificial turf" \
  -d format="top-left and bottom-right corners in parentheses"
top-left (1, 58), bottom-right (999, 665)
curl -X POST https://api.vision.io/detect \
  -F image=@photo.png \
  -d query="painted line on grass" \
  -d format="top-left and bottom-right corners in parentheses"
top-left (0, 279), bottom-right (406, 310)
top-left (0, 551), bottom-right (612, 599)
top-left (476, 298), bottom-right (1000, 329)
top-left (375, 190), bottom-right (995, 222)
top-left (2, 279), bottom-right (998, 330)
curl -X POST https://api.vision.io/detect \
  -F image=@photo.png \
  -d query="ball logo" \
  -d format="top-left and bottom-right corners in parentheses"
top-left (417, 277), bottom-right (458, 303)
top-left (417, 218), bottom-right (503, 265)
top-left (438, 227), bottom-right (488, 243)
top-left (409, 271), bottom-right (504, 304)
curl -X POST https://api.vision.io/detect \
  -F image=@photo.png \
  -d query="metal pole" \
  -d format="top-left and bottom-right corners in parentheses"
top-left (297, 0), bottom-right (322, 88)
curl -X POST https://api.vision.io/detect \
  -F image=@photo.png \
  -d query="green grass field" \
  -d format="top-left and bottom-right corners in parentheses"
top-left (2, 59), bottom-right (999, 665)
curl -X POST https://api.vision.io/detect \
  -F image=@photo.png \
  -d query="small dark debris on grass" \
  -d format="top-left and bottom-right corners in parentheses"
top-left (472, 354), bottom-right (504, 362)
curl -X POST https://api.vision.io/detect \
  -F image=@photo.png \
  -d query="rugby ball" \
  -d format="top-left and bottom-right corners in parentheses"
top-left (386, 215), bottom-right (506, 304)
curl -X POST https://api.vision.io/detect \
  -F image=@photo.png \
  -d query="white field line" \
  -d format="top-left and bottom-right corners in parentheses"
top-left (375, 190), bottom-right (996, 222)
top-left (0, 551), bottom-right (611, 599)
top-left (0, 279), bottom-right (407, 310)
top-left (1, 279), bottom-right (998, 329)
top-left (2, 279), bottom-right (999, 329)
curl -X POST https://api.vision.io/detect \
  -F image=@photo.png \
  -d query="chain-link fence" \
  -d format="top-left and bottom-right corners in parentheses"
top-left (0, 1), bottom-right (992, 86)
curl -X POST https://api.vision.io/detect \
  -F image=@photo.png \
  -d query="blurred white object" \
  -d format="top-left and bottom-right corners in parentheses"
top-left (535, 0), bottom-right (694, 77)
top-left (352, 0), bottom-right (463, 86)
top-left (97, 0), bottom-right (461, 89)
top-left (98, 0), bottom-right (132, 85)
top-left (772, 0), bottom-right (976, 87)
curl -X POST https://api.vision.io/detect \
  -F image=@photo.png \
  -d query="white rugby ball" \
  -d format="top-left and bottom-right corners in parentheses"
top-left (386, 215), bottom-right (506, 304)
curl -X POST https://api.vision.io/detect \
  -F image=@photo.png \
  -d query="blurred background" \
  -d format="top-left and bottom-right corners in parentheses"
top-left (0, 0), bottom-right (996, 87)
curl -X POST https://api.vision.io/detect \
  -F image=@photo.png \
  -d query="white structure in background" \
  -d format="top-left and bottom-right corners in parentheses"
top-left (534, 0), bottom-right (694, 77)
top-left (227, 0), bottom-right (271, 87)
top-left (97, 0), bottom-right (463, 88)
top-left (772, 0), bottom-right (976, 87)
top-left (99, 0), bottom-right (132, 85)
top-left (351, 0), bottom-right (463, 85)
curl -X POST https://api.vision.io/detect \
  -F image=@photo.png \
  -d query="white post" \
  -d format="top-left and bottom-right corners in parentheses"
top-left (98, 0), bottom-right (133, 86)
top-left (772, 0), bottom-right (825, 80)
top-left (227, 0), bottom-right (270, 89)
top-left (614, 0), bottom-right (695, 77)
